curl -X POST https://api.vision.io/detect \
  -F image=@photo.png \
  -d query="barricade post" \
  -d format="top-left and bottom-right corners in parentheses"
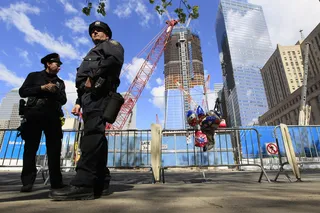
top-left (273, 124), bottom-right (320, 182)
top-left (151, 124), bottom-right (162, 183)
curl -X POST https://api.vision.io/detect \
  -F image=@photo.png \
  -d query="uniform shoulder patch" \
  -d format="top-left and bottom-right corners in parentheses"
top-left (109, 40), bottom-right (119, 46)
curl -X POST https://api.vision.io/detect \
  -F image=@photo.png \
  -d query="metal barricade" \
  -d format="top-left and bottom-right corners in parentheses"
top-left (0, 129), bottom-right (45, 168)
top-left (161, 128), bottom-right (270, 183)
top-left (42, 129), bottom-right (153, 184)
top-left (106, 129), bottom-right (152, 168)
top-left (0, 127), bottom-right (270, 183)
top-left (273, 125), bottom-right (320, 182)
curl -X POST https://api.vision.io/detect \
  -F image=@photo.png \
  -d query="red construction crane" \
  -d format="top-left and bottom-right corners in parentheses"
top-left (106, 20), bottom-right (178, 130)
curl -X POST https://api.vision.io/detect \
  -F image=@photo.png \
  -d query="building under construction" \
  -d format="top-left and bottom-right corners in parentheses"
top-left (164, 26), bottom-right (205, 129)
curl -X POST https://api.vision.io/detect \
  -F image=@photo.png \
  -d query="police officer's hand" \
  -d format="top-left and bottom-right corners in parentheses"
top-left (41, 83), bottom-right (57, 93)
top-left (71, 104), bottom-right (81, 116)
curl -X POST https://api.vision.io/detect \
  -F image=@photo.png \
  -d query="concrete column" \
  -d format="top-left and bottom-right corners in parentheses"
top-left (151, 123), bottom-right (162, 182)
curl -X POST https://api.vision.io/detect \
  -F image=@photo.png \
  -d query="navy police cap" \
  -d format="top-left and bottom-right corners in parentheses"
top-left (41, 53), bottom-right (62, 65)
top-left (89, 21), bottom-right (112, 39)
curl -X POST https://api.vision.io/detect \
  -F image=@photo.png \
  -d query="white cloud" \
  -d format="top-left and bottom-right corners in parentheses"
top-left (74, 36), bottom-right (91, 47)
top-left (113, 2), bottom-right (132, 18)
top-left (114, 0), bottom-right (153, 26)
top-left (121, 57), bottom-right (153, 85)
top-left (65, 17), bottom-right (87, 33)
top-left (206, 89), bottom-right (216, 111)
top-left (0, 2), bottom-right (79, 60)
top-left (103, 0), bottom-right (111, 11)
top-left (248, 0), bottom-right (320, 47)
top-left (0, 63), bottom-right (25, 87)
top-left (67, 72), bottom-right (76, 81)
top-left (63, 78), bottom-right (77, 110)
top-left (59, 0), bottom-right (77, 14)
top-left (1, 50), bottom-right (8, 56)
top-left (149, 84), bottom-right (165, 111)
top-left (155, 78), bottom-right (163, 85)
top-left (17, 48), bottom-right (32, 67)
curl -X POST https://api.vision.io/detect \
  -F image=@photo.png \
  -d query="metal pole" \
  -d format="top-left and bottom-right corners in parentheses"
top-left (229, 89), bottom-right (237, 127)
top-left (229, 89), bottom-right (241, 169)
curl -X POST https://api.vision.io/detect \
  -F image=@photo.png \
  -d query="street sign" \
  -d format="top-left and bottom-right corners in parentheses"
top-left (266, 143), bottom-right (279, 155)
top-left (141, 141), bottom-right (167, 151)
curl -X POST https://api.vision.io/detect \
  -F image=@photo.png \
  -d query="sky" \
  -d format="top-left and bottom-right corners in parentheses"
top-left (0, 0), bottom-right (319, 129)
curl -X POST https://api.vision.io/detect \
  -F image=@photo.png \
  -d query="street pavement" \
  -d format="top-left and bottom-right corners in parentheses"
top-left (0, 168), bottom-right (319, 213)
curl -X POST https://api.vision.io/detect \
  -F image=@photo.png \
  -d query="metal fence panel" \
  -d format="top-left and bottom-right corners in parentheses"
top-left (273, 125), bottom-right (320, 181)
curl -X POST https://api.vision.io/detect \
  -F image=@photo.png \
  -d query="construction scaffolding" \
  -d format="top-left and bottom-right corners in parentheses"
top-left (164, 27), bottom-right (206, 129)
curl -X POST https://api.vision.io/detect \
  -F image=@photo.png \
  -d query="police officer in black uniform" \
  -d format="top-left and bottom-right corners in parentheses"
top-left (50, 21), bottom-right (124, 200)
top-left (18, 53), bottom-right (67, 192)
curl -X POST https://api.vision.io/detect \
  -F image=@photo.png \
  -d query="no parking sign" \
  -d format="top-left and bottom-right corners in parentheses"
top-left (266, 143), bottom-right (279, 155)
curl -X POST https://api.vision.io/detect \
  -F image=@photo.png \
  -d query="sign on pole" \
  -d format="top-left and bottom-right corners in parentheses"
top-left (266, 143), bottom-right (279, 155)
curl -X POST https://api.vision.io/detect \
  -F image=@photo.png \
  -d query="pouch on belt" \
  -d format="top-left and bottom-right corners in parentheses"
top-left (102, 92), bottom-right (124, 124)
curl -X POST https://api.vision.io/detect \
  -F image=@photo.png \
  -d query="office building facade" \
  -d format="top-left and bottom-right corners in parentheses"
top-left (216, 0), bottom-right (273, 126)
top-left (261, 44), bottom-right (304, 109)
top-left (259, 23), bottom-right (320, 125)
top-left (0, 89), bottom-right (22, 129)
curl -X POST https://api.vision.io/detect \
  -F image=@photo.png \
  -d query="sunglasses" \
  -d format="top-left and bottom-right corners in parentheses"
top-left (51, 62), bottom-right (62, 67)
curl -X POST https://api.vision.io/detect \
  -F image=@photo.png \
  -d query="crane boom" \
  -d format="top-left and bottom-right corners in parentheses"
top-left (106, 20), bottom-right (178, 130)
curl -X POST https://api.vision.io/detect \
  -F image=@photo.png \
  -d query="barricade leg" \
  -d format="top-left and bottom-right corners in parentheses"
top-left (274, 162), bottom-right (293, 182)
top-left (273, 124), bottom-right (301, 182)
top-left (151, 124), bottom-right (162, 183)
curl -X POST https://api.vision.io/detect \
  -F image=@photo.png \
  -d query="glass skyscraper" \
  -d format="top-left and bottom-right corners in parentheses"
top-left (215, 0), bottom-right (273, 126)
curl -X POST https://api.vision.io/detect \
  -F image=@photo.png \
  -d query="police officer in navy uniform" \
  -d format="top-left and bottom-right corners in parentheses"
top-left (50, 21), bottom-right (124, 200)
top-left (18, 53), bottom-right (67, 192)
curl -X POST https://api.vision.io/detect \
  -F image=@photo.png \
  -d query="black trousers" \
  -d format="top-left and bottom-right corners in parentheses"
top-left (70, 93), bottom-right (109, 187)
top-left (21, 115), bottom-right (63, 188)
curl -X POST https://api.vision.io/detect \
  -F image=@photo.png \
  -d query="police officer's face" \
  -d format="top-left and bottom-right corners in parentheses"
top-left (46, 62), bottom-right (61, 74)
top-left (91, 28), bottom-right (108, 42)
